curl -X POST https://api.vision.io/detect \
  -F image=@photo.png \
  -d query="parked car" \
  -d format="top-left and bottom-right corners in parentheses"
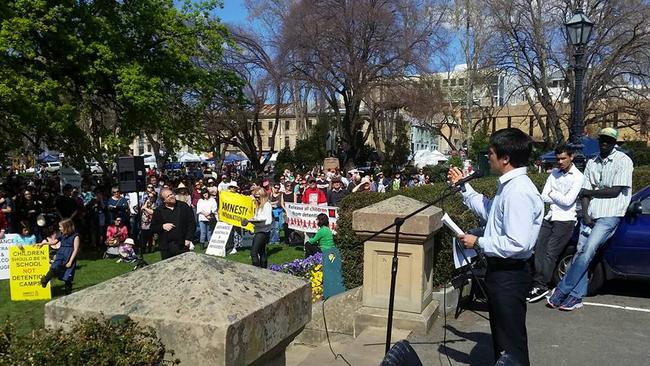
top-left (553, 185), bottom-right (650, 295)
top-left (87, 161), bottom-right (103, 175)
top-left (45, 161), bottom-right (61, 173)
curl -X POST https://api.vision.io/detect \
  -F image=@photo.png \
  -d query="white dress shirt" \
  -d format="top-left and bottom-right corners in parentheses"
top-left (541, 164), bottom-right (584, 222)
top-left (462, 167), bottom-right (544, 260)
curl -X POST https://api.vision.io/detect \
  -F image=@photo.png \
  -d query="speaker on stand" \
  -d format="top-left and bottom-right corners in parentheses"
top-left (118, 156), bottom-right (146, 193)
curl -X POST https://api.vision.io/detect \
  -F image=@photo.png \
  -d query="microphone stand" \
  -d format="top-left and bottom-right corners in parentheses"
top-left (361, 185), bottom-right (461, 355)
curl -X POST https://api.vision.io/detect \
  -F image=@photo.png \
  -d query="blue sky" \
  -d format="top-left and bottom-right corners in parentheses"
top-left (213, 0), bottom-right (248, 25)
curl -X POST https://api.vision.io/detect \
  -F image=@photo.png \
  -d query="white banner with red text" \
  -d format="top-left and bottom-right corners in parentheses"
top-left (285, 203), bottom-right (338, 234)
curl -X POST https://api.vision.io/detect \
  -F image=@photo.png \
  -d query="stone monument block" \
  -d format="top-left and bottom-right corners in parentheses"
top-left (352, 195), bottom-right (443, 334)
top-left (44, 252), bottom-right (311, 366)
top-left (323, 157), bottom-right (340, 170)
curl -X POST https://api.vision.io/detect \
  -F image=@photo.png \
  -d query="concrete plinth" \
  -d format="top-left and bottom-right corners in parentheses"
top-left (323, 157), bottom-right (340, 170)
top-left (352, 195), bottom-right (443, 334)
top-left (353, 299), bottom-right (439, 337)
top-left (44, 252), bottom-right (311, 366)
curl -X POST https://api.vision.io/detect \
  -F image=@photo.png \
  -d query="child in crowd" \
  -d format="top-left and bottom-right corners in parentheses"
top-left (305, 213), bottom-right (334, 258)
top-left (118, 237), bottom-right (137, 263)
top-left (15, 220), bottom-right (37, 246)
top-left (38, 218), bottom-right (80, 295)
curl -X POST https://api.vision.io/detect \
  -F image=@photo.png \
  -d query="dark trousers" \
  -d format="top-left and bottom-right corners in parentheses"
top-left (251, 231), bottom-right (270, 268)
top-left (160, 243), bottom-right (187, 260)
top-left (304, 242), bottom-right (322, 258)
top-left (42, 266), bottom-right (72, 294)
top-left (485, 258), bottom-right (532, 366)
top-left (532, 219), bottom-right (575, 289)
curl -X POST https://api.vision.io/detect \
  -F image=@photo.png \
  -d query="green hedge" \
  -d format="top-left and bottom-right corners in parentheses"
top-left (335, 166), bottom-right (650, 289)
top-left (0, 317), bottom-right (177, 366)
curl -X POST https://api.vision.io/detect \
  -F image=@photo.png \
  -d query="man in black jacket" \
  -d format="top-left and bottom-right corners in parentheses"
top-left (151, 188), bottom-right (196, 259)
top-left (327, 178), bottom-right (349, 207)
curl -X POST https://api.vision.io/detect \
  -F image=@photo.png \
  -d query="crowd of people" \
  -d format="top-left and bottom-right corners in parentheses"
top-left (0, 160), bottom-right (446, 293)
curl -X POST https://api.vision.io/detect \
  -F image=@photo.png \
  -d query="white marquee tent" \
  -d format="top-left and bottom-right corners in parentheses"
top-left (413, 150), bottom-right (448, 168)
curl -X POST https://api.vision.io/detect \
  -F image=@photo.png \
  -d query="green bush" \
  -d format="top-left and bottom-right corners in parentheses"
top-left (335, 167), bottom-right (650, 290)
top-left (0, 317), bottom-right (177, 366)
top-left (622, 141), bottom-right (650, 167)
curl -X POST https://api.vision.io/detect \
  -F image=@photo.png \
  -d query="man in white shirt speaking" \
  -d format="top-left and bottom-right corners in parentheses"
top-left (449, 128), bottom-right (543, 366)
top-left (527, 144), bottom-right (584, 303)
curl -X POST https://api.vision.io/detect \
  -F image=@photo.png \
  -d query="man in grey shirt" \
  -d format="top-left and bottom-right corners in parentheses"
top-left (449, 128), bottom-right (543, 366)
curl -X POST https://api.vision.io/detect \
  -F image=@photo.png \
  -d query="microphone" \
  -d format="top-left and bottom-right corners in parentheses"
top-left (453, 170), bottom-right (484, 191)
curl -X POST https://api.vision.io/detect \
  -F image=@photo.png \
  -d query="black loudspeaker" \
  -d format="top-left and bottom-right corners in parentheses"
top-left (118, 156), bottom-right (146, 193)
top-left (380, 340), bottom-right (423, 366)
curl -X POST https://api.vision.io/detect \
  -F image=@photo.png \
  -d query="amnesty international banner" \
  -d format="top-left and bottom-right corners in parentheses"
top-left (285, 203), bottom-right (338, 234)
top-left (218, 191), bottom-right (255, 232)
top-left (9, 245), bottom-right (51, 301)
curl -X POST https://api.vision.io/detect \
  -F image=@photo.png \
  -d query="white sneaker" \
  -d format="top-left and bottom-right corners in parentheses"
top-left (228, 248), bottom-right (237, 255)
top-left (526, 287), bottom-right (549, 303)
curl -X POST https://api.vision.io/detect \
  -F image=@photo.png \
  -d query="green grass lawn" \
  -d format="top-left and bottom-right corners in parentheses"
top-left (0, 244), bottom-right (304, 335)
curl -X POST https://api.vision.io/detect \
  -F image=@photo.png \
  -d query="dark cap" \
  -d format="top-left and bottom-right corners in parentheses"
top-left (308, 177), bottom-right (316, 183)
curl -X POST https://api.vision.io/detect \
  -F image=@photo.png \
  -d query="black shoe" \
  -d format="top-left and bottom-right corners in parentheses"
top-left (64, 282), bottom-right (73, 295)
top-left (40, 276), bottom-right (49, 288)
top-left (526, 287), bottom-right (549, 303)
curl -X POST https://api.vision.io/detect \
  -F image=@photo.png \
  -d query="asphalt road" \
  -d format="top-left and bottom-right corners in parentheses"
top-left (409, 280), bottom-right (650, 365)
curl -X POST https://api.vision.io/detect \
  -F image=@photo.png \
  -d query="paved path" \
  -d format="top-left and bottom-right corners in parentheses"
top-left (288, 280), bottom-right (650, 365)
top-left (411, 280), bottom-right (650, 365)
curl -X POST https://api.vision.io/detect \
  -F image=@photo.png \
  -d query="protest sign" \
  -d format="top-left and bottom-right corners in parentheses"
top-left (59, 167), bottom-right (82, 192)
top-left (9, 245), bottom-right (51, 301)
top-left (285, 203), bottom-right (338, 234)
top-left (0, 234), bottom-right (21, 280)
top-left (206, 222), bottom-right (233, 257)
top-left (218, 191), bottom-right (255, 232)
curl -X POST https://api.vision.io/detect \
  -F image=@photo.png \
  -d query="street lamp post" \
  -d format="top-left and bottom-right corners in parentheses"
top-left (565, 8), bottom-right (594, 170)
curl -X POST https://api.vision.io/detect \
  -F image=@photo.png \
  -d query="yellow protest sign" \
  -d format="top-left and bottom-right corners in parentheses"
top-left (9, 245), bottom-right (51, 301)
top-left (219, 191), bottom-right (255, 232)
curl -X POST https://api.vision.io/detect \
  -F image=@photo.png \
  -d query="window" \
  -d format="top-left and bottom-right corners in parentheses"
top-left (137, 137), bottom-right (145, 155)
top-left (284, 136), bottom-right (290, 149)
top-left (268, 137), bottom-right (273, 148)
top-left (639, 197), bottom-right (650, 215)
top-left (285, 120), bottom-right (290, 130)
top-left (307, 119), bottom-right (314, 129)
top-left (268, 121), bottom-right (273, 130)
top-left (256, 122), bottom-right (262, 130)
top-left (457, 78), bottom-right (465, 86)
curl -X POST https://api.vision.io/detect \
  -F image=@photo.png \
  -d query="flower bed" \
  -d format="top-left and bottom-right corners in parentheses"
top-left (270, 253), bottom-right (323, 302)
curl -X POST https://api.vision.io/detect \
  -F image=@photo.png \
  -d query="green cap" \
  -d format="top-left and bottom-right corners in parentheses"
top-left (598, 127), bottom-right (619, 140)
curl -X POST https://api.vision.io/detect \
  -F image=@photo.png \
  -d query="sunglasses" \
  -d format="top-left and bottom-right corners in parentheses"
top-left (112, 190), bottom-right (120, 193)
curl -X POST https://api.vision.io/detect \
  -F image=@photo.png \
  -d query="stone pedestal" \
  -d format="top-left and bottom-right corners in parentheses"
top-left (323, 157), bottom-right (340, 170)
top-left (44, 252), bottom-right (311, 366)
top-left (351, 195), bottom-right (443, 335)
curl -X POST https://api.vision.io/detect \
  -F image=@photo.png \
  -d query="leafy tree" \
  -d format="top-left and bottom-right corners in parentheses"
top-left (382, 117), bottom-right (411, 171)
top-left (292, 117), bottom-right (328, 171)
top-left (0, 0), bottom-right (241, 175)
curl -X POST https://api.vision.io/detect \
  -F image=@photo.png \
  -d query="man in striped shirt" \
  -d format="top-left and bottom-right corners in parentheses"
top-left (548, 128), bottom-right (633, 311)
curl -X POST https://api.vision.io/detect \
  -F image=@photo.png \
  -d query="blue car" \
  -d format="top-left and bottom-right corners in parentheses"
top-left (554, 185), bottom-right (650, 295)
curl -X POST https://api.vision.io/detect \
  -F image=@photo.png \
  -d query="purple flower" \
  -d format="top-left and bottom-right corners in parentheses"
top-left (270, 253), bottom-right (323, 279)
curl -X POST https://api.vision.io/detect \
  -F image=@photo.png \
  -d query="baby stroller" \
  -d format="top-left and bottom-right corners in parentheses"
top-left (103, 237), bottom-right (122, 259)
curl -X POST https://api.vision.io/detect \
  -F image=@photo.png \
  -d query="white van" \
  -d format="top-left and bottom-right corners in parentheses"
top-left (45, 161), bottom-right (61, 173)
